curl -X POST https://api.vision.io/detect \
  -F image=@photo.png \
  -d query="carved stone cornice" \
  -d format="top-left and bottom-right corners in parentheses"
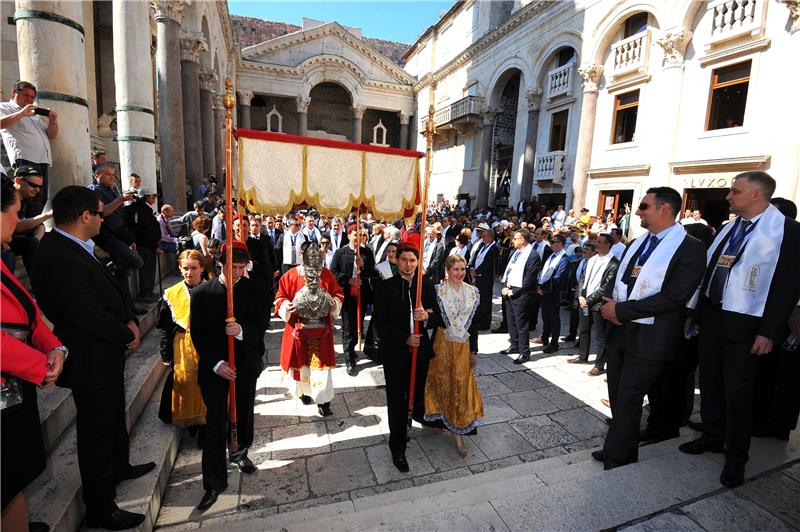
top-left (777, 0), bottom-right (800, 34)
top-left (180, 32), bottom-right (207, 64)
top-left (525, 87), bottom-right (543, 111)
top-left (150, 0), bottom-right (187, 24)
top-left (237, 90), bottom-right (254, 106)
top-left (578, 64), bottom-right (604, 92)
top-left (656, 29), bottom-right (693, 66)
top-left (199, 69), bottom-right (218, 92)
top-left (296, 96), bottom-right (311, 113)
top-left (399, 112), bottom-right (410, 125)
top-left (352, 105), bottom-right (367, 119)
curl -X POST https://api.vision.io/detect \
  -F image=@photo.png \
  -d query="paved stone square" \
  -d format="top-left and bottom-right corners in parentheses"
top-left (155, 297), bottom-right (659, 529)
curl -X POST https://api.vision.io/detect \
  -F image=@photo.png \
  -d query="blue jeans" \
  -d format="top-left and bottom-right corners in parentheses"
top-left (103, 236), bottom-right (144, 273)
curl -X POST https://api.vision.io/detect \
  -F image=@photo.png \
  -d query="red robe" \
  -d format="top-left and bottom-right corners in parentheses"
top-left (274, 267), bottom-right (344, 379)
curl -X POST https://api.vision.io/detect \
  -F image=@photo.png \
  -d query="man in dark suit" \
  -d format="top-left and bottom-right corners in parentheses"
top-left (441, 215), bottom-right (462, 250)
top-left (498, 228), bottom-right (542, 364)
top-left (421, 226), bottom-right (445, 283)
top-left (32, 186), bottom-right (154, 530)
top-left (190, 241), bottom-right (269, 510)
top-left (373, 246), bottom-right (439, 472)
top-left (529, 228), bottom-right (552, 332)
top-left (595, 187), bottom-right (706, 470)
top-left (568, 234), bottom-right (618, 374)
top-left (680, 172), bottom-right (800, 487)
top-left (537, 233), bottom-right (571, 353)
top-left (469, 226), bottom-right (499, 331)
top-left (331, 224), bottom-right (377, 376)
top-left (236, 215), bottom-right (277, 296)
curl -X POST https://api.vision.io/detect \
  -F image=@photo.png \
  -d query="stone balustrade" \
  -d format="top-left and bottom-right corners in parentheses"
top-left (426, 95), bottom-right (484, 128)
top-left (547, 63), bottom-right (574, 99)
top-left (611, 29), bottom-right (651, 78)
top-left (535, 151), bottom-right (566, 181)
top-left (707, 0), bottom-right (766, 47)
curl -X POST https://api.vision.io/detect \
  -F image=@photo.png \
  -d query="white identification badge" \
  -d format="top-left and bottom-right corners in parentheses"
top-left (630, 265), bottom-right (642, 278)
top-left (744, 265), bottom-right (760, 292)
top-left (717, 255), bottom-right (736, 268)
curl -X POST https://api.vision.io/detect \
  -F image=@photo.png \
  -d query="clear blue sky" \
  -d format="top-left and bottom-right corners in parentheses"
top-left (228, 1), bottom-right (453, 44)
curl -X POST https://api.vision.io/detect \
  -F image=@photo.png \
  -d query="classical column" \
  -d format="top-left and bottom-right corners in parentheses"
top-left (296, 96), bottom-right (310, 136)
top-left (477, 108), bottom-right (498, 209)
top-left (570, 64), bottom-right (603, 212)
top-left (112, 0), bottom-right (157, 194)
top-left (399, 112), bottom-right (410, 149)
top-left (237, 89), bottom-right (253, 130)
top-left (14, 1), bottom-right (91, 197)
top-left (180, 31), bottom-right (206, 203)
top-left (152, 0), bottom-right (188, 210)
top-left (200, 70), bottom-right (218, 181)
top-left (214, 93), bottom-right (224, 179)
top-left (352, 105), bottom-right (366, 144)
top-left (521, 88), bottom-right (542, 202)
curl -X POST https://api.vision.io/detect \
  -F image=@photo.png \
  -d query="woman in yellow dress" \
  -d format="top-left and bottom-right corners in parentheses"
top-left (424, 253), bottom-right (484, 457)
top-left (157, 249), bottom-right (207, 432)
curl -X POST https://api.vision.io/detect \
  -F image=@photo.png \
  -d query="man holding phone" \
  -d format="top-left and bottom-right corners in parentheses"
top-left (0, 81), bottom-right (59, 216)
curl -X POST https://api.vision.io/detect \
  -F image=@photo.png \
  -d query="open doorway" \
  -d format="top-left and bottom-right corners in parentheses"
top-left (683, 188), bottom-right (729, 229)
top-left (597, 189), bottom-right (634, 224)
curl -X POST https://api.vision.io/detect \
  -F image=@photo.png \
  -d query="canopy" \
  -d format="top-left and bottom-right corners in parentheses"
top-left (235, 129), bottom-right (424, 219)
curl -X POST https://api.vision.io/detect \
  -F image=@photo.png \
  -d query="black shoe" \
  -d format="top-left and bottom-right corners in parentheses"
top-left (196, 489), bottom-right (220, 512)
top-left (591, 450), bottom-right (605, 462)
top-left (233, 457), bottom-right (257, 474)
top-left (513, 354), bottom-right (530, 364)
top-left (492, 327), bottom-right (508, 334)
top-left (29, 522), bottom-right (49, 532)
top-left (346, 356), bottom-right (359, 376)
top-left (720, 461), bottom-right (745, 488)
top-left (115, 461), bottom-right (156, 484)
top-left (85, 509), bottom-right (146, 530)
top-left (686, 420), bottom-right (703, 432)
top-left (318, 402), bottom-right (333, 417)
top-left (562, 335), bottom-right (576, 342)
top-left (300, 395), bottom-right (313, 405)
top-left (500, 347), bottom-right (519, 355)
top-left (392, 453), bottom-right (409, 472)
top-left (542, 343), bottom-right (559, 354)
top-left (678, 437), bottom-right (724, 455)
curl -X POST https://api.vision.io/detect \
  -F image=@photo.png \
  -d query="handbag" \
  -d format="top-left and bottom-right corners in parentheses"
top-left (1, 267), bottom-right (37, 412)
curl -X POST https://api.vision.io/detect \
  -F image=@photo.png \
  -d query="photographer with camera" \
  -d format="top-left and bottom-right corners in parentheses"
top-left (0, 81), bottom-right (58, 216)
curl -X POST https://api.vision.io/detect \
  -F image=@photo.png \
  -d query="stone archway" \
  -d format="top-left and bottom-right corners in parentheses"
top-left (490, 70), bottom-right (521, 207)
top-left (307, 82), bottom-right (353, 140)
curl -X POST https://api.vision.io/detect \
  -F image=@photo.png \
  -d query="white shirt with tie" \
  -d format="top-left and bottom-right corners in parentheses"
top-left (502, 244), bottom-right (532, 288)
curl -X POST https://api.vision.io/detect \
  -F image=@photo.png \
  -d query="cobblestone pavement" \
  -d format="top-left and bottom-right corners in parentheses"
top-left (155, 296), bottom-right (691, 529)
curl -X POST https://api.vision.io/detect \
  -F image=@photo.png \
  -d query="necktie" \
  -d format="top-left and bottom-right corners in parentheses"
top-left (708, 220), bottom-right (752, 304)
top-left (637, 234), bottom-right (660, 266)
top-left (334, 233), bottom-right (339, 247)
top-left (502, 250), bottom-right (521, 284)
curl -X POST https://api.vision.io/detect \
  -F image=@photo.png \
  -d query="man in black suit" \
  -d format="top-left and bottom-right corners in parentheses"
top-left (421, 226), bottom-right (445, 284)
top-left (568, 233), bottom-right (618, 375)
top-left (498, 228), bottom-right (542, 364)
top-left (331, 224), bottom-right (377, 376)
top-left (596, 187), bottom-right (706, 470)
top-left (235, 215), bottom-right (277, 297)
top-left (373, 246), bottom-right (439, 472)
top-left (32, 186), bottom-right (154, 530)
top-left (680, 172), bottom-right (800, 487)
top-left (441, 215), bottom-right (462, 250)
top-left (469, 225), bottom-right (499, 331)
top-left (537, 233), bottom-right (571, 354)
top-left (190, 241), bottom-right (269, 510)
top-left (529, 228), bottom-right (552, 333)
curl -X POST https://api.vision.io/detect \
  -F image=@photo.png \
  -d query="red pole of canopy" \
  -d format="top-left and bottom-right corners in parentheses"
top-left (223, 78), bottom-right (238, 452)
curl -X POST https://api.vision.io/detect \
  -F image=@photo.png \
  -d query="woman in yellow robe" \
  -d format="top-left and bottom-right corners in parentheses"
top-left (424, 253), bottom-right (484, 457)
top-left (157, 249), bottom-right (207, 430)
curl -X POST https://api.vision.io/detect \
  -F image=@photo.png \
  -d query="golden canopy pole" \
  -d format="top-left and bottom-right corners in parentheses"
top-left (222, 77), bottom-right (238, 452)
top-left (356, 211), bottom-right (363, 353)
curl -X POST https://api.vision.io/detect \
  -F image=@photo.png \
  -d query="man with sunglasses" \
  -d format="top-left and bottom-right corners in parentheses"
top-left (594, 187), bottom-right (706, 471)
top-left (8, 166), bottom-right (52, 275)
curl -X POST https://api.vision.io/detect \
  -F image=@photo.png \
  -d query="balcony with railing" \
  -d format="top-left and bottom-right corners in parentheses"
top-left (535, 151), bottom-right (566, 182)
top-left (424, 95), bottom-right (484, 129)
top-left (546, 63), bottom-right (574, 100)
top-left (706, 0), bottom-right (767, 49)
top-left (610, 29), bottom-right (651, 79)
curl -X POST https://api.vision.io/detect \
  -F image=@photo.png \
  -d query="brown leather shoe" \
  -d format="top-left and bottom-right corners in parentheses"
top-left (567, 356), bottom-right (587, 364)
top-left (600, 398), bottom-right (611, 408)
top-left (588, 367), bottom-right (605, 376)
top-left (531, 337), bottom-right (544, 344)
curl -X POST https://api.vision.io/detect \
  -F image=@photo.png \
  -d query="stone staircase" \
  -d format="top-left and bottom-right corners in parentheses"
top-left (24, 273), bottom-right (183, 532)
top-left (176, 429), bottom-right (800, 531)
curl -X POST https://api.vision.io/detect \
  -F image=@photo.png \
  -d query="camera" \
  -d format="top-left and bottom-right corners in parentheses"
top-left (33, 107), bottom-right (50, 117)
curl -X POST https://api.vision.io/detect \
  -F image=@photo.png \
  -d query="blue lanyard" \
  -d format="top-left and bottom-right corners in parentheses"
top-left (724, 217), bottom-right (758, 255)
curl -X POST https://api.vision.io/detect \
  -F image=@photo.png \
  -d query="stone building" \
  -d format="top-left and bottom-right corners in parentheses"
top-left (403, 0), bottom-right (800, 229)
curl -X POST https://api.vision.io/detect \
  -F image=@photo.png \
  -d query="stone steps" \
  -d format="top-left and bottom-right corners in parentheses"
top-left (190, 429), bottom-right (800, 531)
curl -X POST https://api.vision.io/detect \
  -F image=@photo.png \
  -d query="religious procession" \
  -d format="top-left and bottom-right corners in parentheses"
top-left (2, 0), bottom-right (800, 530)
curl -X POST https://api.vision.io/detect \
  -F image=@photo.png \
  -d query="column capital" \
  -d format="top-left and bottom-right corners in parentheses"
top-left (525, 88), bottom-right (543, 111)
top-left (150, 0), bottom-right (188, 24)
top-left (213, 92), bottom-right (225, 118)
top-left (199, 69), bottom-right (218, 91)
top-left (777, 0), bottom-right (800, 34)
top-left (237, 89), bottom-right (254, 106)
top-left (296, 96), bottom-right (311, 113)
top-left (352, 105), bottom-right (367, 119)
top-left (399, 112), bottom-right (411, 125)
top-left (481, 106), bottom-right (500, 126)
top-left (656, 28), bottom-right (693, 67)
top-left (180, 31), bottom-right (207, 64)
top-left (578, 63), bottom-right (604, 92)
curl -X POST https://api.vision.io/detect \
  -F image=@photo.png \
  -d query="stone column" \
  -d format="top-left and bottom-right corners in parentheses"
top-left (521, 88), bottom-right (542, 202)
top-left (296, 96), bottom-right (310, 136)
top-left (570, 64), bottom-right (603, 212)
top-left (352, 105), bottom-right (366, 144)
top-left (399, 112), bottom-right (410, 149)
top-left (152, 0), bottom-right (188, 210)
top-left (15, 1), bottom-right (92, 198)
top-left (477, 108), bottom-right (498, 209)
top-left (180, 31), bottom-right (206, 204)
top-left (214, 93), bottom-right (224, 179)
top-left (199, 70), bottom-right (218, 182)
top-left (237, 89), bottom-right (253, 130)
top-left (112, 0), bottom-right (157, 194)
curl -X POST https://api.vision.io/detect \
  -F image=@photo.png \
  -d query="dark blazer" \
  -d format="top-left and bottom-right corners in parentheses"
top-left (190, 276), bottom-right (269, 389)
top-left (470, 241), bottom-right (499, 289)
top-left (246, 235), bottom-right (277, 289)
top-left (697, 216), bottom-right (800, 343)
top-left (579, 255), bottom-right (620, 310)
top-left (505, 246), bottom-right (542, 298)
top-left (614, 233), bottom-right (706, 361)
top-left (32, 230), bottom-right (136, 389)
top-left (442, 224), bottom-right (462, 246)
top-left (331, 244), bottom-right (377, 302)
top-left (539, 253), bottom-right (570, 295)
top-left (372, 273), bottom-right (441, 370)
top-left (423, 239), bottom-right (446, 284)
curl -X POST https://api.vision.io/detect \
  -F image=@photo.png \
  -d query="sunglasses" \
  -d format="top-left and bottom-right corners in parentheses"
top-left (638, 202), bottom-right (663, 211)
top-left (87, 210), bottom-right (104, 219)
top-left (22, 179), bottom-right (43, 188)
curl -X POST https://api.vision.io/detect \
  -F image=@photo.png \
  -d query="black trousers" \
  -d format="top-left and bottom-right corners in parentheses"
top-left (646, 343), bottom-right (695, 436)
top-left (200, 383), bottom-right (229, 492)
top-left (383, 358), bottom-right (429, 456)
top-left (604, 330), bottom-right (665, 465)
top-left (340, 296), bottom-right (365, 359)
top-left (540, 292), bottom-right (561, 346)
top-left (475, 281), bottom-right (493, 330)
top-left (9, 233), bottom-right (39, 276)
top-left (698, 305), bottom-right (759, 464)
top-left (506, 293), bottom-right (532, 356)
top-left (72, 380), bottom-right (130, 516)
top-left (137, 245), bottom-right (157, 294)
top-left (231, 371), bottom-right (257, 460)
top-left (568, 303), bottom-right (579, 338)
top-left (578, 309), bottom-right (608, 369)
top-left (754, 345), bottom-right (800, 435)
top-left (527, 292), bottom-right (541, 329)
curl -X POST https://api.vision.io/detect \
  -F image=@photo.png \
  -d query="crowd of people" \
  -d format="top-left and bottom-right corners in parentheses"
top-left (2, 76), bottom-right (799, 530)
